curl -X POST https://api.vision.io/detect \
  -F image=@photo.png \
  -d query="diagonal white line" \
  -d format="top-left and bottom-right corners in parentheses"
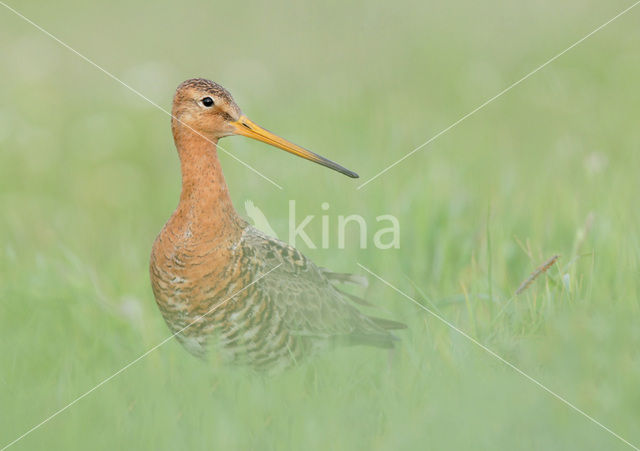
top-left (0, 263), bottom-right (283, 451)
top-left (357, 0), bottom-right (640, 190)
top-left (357, 263), bottom-right (639, 450)
top-left (0, 1), bottom-right (284, 190)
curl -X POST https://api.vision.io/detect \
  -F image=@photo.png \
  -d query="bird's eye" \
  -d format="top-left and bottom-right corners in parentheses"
top-left (201, 97), bottom-right (214, 107)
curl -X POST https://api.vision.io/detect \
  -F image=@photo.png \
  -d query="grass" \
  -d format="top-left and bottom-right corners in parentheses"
top-left (1, 0), bottom-right (640, 449)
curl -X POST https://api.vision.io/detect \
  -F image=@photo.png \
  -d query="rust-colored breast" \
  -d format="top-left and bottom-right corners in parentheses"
top-left (150, 133), bottom-right (401, 371)
top-left (150, 209), bottom-right (310, 370)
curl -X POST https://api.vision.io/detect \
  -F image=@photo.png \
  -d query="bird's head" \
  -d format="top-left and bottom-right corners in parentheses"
top-left (171, 78), bottom-right (358, 178)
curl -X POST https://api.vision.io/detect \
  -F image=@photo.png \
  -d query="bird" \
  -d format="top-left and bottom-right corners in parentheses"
top-left (243, 200), bottom-right (278, 238)
top-left (150, 78), bottom-right (405, 371)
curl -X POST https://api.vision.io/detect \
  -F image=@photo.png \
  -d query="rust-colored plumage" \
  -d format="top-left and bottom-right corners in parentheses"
top-left (150, 79), bottom-right (404, 370)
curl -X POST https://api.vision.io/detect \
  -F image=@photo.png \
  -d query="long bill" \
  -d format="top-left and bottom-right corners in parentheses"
top-left (231, 116), bottom-right (359, 178)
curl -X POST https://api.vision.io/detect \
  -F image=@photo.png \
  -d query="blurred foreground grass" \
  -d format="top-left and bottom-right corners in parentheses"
top-left (1, 0), bottom-right (640, 449)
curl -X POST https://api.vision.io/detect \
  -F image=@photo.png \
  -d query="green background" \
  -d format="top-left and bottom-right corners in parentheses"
top-left (1, 0), bottom-right (639, 449)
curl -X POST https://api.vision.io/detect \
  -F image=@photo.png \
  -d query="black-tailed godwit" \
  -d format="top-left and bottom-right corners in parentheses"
top-left (150, 78), bottom-right (405, 370)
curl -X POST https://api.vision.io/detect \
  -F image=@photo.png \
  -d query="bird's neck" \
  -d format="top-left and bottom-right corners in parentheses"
top-left (173, 130), bottom-right (243, 234)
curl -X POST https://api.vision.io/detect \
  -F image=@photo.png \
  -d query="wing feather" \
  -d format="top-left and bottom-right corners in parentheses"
top-left (240, 226), bottom-right (402, 347)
